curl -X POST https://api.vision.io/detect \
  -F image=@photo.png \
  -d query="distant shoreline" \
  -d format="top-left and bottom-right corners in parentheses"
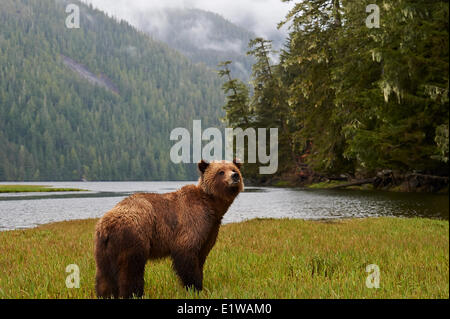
top-left (0, 185), bottom-right (86, 193)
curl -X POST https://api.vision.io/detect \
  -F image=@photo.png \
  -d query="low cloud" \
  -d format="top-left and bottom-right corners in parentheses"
top-left (81, 0), bottom-right (294, 43)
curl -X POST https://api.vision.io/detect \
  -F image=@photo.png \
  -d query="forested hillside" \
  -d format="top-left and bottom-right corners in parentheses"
top-left (0, 0), bottom-right (224, 181)
top-left (133, 8), bottom-right (256, 81)
top-left (221, 0), bottom-right (449, 186)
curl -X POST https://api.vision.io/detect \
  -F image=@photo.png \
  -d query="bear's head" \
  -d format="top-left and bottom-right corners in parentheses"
top-left (198, 159), bottom-right (244, 201)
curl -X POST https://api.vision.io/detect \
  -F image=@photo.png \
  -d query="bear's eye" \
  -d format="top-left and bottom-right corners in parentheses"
top-left (219, 171), bottom-right (225, 176)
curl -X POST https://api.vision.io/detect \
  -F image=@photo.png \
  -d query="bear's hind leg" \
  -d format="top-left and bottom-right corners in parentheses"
top-left (117, 252), bottom-right (147, 298)
top-left (172, 251), bottom-right (203, 291)
top-left (95, 268), bottom-right (118, 299)
top-left (95, 241), bottom-right (119, 298)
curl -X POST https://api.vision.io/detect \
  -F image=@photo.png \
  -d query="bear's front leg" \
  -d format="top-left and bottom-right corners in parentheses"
top-left (171, 250), bottom-right (203, 291)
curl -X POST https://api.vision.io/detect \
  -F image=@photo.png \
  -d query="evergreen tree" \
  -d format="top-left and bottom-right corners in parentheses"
top-left (0, 0), bottom-right (226, 181)
top-left (220, 0), bottom-right (448, 181)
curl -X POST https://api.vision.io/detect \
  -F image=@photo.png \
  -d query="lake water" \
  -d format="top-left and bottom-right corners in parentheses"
top-left (0, 181), bottom-right (448, 231)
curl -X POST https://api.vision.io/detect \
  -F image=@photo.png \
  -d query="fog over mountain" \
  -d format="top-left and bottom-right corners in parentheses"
top-left (75, 1), bottom-right (293, 81)
top-left (126, 8), bottom-right (257, 80)
top-left (81, 0), bottom-right (293, 53)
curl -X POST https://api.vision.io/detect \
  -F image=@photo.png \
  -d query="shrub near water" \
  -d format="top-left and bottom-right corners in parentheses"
top-left (0, 185), bottom-right (85, 193)
top-left (0, 218), bottom-right (448, 298)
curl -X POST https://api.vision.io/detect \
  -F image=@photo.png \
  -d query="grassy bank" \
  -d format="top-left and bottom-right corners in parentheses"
top-left (266, 179), bottom-right (373, 190)
top-left (0, 218), bottom-right (448, 299)
top-left (307, 180), bottom-right (374, 191)
top-left (0, 185), bottom-right (86, 193)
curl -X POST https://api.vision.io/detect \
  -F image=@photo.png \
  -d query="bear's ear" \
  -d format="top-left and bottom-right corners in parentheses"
top-left (233, 158), bottom-right (242, 170)
top-left (198, 160), bottom-right (210, 174)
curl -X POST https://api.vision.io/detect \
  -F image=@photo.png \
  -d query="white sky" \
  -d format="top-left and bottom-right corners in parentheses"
top-left (80, 0), bottom-right (295, 41)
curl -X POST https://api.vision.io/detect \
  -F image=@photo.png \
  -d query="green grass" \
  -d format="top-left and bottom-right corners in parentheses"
top-left (272, 180), bottom-right (295, 187)
top-left (0, 218), bottom-right (448, 299)
top-left (308, 180), bottom-right (374, 190)
top-left (0, 185), bottom-right (86, 193)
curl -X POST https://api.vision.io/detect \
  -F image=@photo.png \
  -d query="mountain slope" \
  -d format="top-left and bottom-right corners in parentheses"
top-left (133, 8), bottom-right (256, 81)
top-left (0, 0), bottom-right (224, 181)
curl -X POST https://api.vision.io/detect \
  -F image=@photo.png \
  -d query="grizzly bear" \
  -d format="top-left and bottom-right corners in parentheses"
top-left (94, 159), bottom-right (244, 298)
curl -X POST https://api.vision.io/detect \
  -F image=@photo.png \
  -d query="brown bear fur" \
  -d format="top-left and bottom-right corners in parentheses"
top-left (94, 159), bottom-right (244, 298)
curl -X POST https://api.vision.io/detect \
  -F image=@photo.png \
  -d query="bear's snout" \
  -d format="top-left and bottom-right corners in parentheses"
top-left (231, 172), bottom-right (240, 183)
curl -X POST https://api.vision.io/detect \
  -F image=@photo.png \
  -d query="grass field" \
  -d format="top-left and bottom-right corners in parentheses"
top-left (0, 185), bottom-right (86, 193)
top-left (0, 217), bottom-right (448, 299)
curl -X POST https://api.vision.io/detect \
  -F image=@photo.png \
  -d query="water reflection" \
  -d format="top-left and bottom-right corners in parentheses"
top-left (0, 181), bottom-right (447, 231)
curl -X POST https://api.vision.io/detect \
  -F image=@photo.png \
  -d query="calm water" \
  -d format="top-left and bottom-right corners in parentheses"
top-left (0, 181), bottom-right (448, 231)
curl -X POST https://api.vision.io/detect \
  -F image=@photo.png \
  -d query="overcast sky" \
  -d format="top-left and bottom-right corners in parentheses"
top-left (81, 0), bottom-right (295, 41)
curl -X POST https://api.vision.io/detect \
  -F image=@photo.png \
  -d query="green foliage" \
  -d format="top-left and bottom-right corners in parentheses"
top-left (219, 39), bottom-right (292, 179)
top-left (334, 0), bottom-right (450, 173)
top-left (0, 0), bottom-right (225, 181)
top-left (434, 124), bottom-right (449, 163)
top-left (221, 0), bottom-right (449, 180)
top-left (218, 61), bottom-right (252, 127)
top-left (0, 185), bottom-right (85, 193)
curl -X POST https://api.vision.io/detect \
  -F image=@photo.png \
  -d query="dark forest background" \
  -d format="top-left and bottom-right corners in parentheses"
top-left (0, 0), bottom-right (448, 184)
top-left (220, 0), bottom-right (448, 184)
